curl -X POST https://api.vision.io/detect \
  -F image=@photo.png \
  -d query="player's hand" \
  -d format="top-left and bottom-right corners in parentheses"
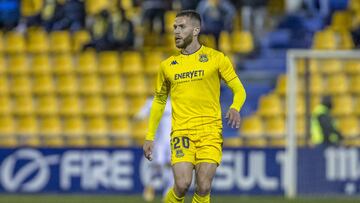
top-left (226, 108), bottom-right (241, 129)
top-left (143, 140), bottom-right (154, 161)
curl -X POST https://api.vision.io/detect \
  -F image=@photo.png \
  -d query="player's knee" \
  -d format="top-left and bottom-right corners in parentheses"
top-left (174, 178), bottom-right (191, 195)
top-left (196, 178), bottom-right (211, 196)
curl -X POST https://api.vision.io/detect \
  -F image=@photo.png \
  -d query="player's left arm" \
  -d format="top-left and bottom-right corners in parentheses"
top-left (219, 54), bottom-right (246, 128)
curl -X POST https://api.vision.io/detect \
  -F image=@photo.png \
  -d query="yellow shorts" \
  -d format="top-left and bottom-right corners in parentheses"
top-left (170, 133), bottom-right (223, 166)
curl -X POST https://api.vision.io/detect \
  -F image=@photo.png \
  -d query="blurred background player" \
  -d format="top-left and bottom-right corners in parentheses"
top-left (135, 97), bottom-right (173, 202)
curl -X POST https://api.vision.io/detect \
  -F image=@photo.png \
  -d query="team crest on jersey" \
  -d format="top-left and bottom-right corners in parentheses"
top-left (199, 54), bottom-right (208, 62)
top-left (176, 149), bottom-right (184, 158)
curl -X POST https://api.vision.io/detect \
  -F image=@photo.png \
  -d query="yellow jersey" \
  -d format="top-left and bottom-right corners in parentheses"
top-left (155, 45), bottom-right (239, 137)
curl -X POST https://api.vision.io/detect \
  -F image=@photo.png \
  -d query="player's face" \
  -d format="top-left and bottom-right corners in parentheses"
top-left (173, 16), bottom-right (195, 49)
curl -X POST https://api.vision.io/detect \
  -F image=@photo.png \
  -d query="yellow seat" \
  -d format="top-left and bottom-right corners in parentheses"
top-left (0, 75), bottom-right (9, 95)
top-left (32, 74), bottom-right (55, 95)
top-left (165, 11), bottom-right (176, 33)
top-left (0, 115), bottom-right (15, 135)
top-left (72, 30), bottom-right (91, 52)
top-left (331, 11), bottom-right (352, 31)
top-left (78, 74), bottom-right (101, 95)
top-left (337, 30), bottom-right (355, 49)
top-left (121, 51), bottom-right (143, 75)
top-left (312, 30), bottom-right (337, 50)
top-left (101, 75), bottom-right (124, 95)
top-left (258, 94), bottom-right (283, 117)
top-left (38, 115), bottom-right (61, 136)
top-left (27, 28), bottom-right (49, 53)
top-left (85, 0), bottom-right (109, 15)
top-left (53, 54), bottom-right (74, 75)
top-left (265, 116), bottom-right (286, 147)
top-left (35, 95), bottom-right (58, 116)
top-left (0, 31), bottom-right (3, 53)
top-left (88, 136), bottom-right (110, 147)
top-left (310, 74), bottom-right (324, 95)
top-left (125, 75), bottom-right (147, 96)
top-left (62, 116), bottom-right (84, 137)
top-left (109, 116), bottom-right (131, 137)
top-left (5, 31), bottom-right (26, 53)
top-left (98, 51), bottom-right (119, 75)
top-left (146, 74), bottom-right (156, 96)
top-left (348, 0), bottom-right (360, 11)
top-left (240, 115), bottom-right (266, 147)
top-left (350, 74), bottom-right (360, 94)
top-left (31, 54), bottom-right (51, 75)
top-left (105, 95), bottom-right (128, 117)
top-left (7, 54), bottom-right (29, 75)
top-left (55, 74), bottom-right (78, 95)
top-left (129, 96), bottom-right (147, 116)
top-left (0, 56), bottom-right (5, 75)
top-left (338, 116), bottom-right (359, 138)
top-left (76, 51), bottom-right (97, 74)
top-left (12, 95), bottom-right (34, 115)
top-left (223, 136), bottom-right (243, 147)
top-left (50, 31), bottom-right (71, 53)
top-left (85, 116), bottom-right (108, 135)
top-left (285, 95), bottom-right (305, 117)
top-left (344, 60), bottom-right (360, 74)
top-left (0, 94), bottom-right (11, 115)
top-left (231, 31), bottom-right (254, 54)
top-left (82, 95), bottom-right (104, 116)
top-left (9, 75), bottom-right (32, 95)
top-left (332, 95), bottom-right (354, 116)
top-left (275, 74), bottom-right (304, 96)
top-left (354, 98), bottom-right (360, 116)
top-left (199, 34), bottom-right (216, 49)
top-left (144, 51), bottom-right (163, 75)
top-left (297, 59), bottom-right (320, 75)
top-left (16, 115), bottom-right (38, 136)
top-left (219, 31), bottom-right (231, 54)
top-left (326, 73), bottom-right (349, 95)
top-left (318, 59), bottom-right (343, 74)
top-left (58, 95), bottom-right (81, 116)
top-left (131, 119), bottom-right (148, 142)
top-left (296, 117), bottom-right (306, 145)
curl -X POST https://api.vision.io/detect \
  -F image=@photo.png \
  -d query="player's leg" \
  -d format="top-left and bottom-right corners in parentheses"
top-left (192, 162), bottom-right (217, 203)
top-left (164, 162), bottom-right (193, 203)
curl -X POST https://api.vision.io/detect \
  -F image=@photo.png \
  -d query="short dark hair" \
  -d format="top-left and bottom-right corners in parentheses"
top-left (176, 10), bottom-right (201, 26)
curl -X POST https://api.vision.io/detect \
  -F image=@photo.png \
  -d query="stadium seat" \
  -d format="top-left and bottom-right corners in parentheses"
top-left (129, 96), bottom-right (147, 116)
top-left (0, 56), bottom-right (5, 75)
top-left (144, 51), bottom-right (163, 75)
top-left (265, 116), bottom-right (286, 147)
top-left (231, 31), bottom-right (254, 54)
top-left (317, 59), bottom-right (343, 74)
top-left (16, 115), bottom-right (38, 136)
top-left (337, 30), bottom-right (355, 49)
top-left (38, 115), bottom-right (61, 136)
top-left (146, 74), bottom-right (156, 96)
top-left (85, 0), bottom-right (109, 15)
top-left (101, 74), bottom-right (124, 95)
top-left (78, 74), bottom-right (101, 95)
top-left (0, 115), bottom-right (16, 146)
top-left (326, 73), bottom-right (349, 95)
top-left (0, 75), bottom-right (8, 95)
top-left (58, 95), bottom-right (81, 116)
top-left (121, 51), bottom-right (143, 75)
top-left (12, 95), bottom-right (34, 115)
top-left (258, 93), bottom-right (283, 117)
top-left (108, 116), bottom-right (131, 136)
top-left (331, 11), bottom-right (352, 31)
top-left (55, 74), bottom-right (78, 95)
top-left (309, 74), bottom-right (324, 95)
top-left (199, 34), bottom-right (216, 49)
top-left (53, 54), bottom-right (74, 75)
top-left (296, 116), bottom-right (306, 145)
top-left (50, 31), bottom-right (71, 53)
top-left (338, 116), bottom-right (359, 137)
top-left (131, 119), bottom-right (148, 145)
top-left (86, 117), bottom-right (110, 147)
top-left (98, 51), bottom-right (120, 75)
top-left (125, 75), bottom-right (147, 96)
top-left (165, 11), bottom-right (177, 33)
top-left (275, 74), bottom-right (304, 96)
top-left (297, 59), bottom-right (320, 75)
top-left (104, 95), bottom-right (128, 117)
top-left (331, 95), bottom-right (354, 116)
top-left (62, 116), bottom-right (86, 146)
top-left (344, 60), bottom-right (360, 74)
top-left (35, 95), bottom-right (58, 116)
top-left (7, 54), bottom-right (29, 75)
top-left (219, 31), bottom-right (231, 54)
top-left (223, 136), bottom-right (243, 147)
top-left (0, 31), bottom-right (3, 53)
top-left (5, 31), bottom-right (26, 53)
top-left (312, 30), bottom-right (337, 50)
top-left (9, 75), bottom-right (32, 95)
top-left (76, 51), bottom-right (97, 74)
top-left (350, 74), bottom-right (360, 94)
top-left (72, 30), bottom-right (91, 52)
top-left (30, 54), bottom-right (51, 75)
top-left (81, 95), bottom-right (104, 116)
top-left (27, 27), bottom-right (49, 53)
top-left (32, 74), bottom-right (55, 95)
top-left (240, 115), bottom-right (266, 147)
top-left (284, 95), bottom-right (305, 116)
top-left (0, 96), bottom-right (11, 115)
top-left (354, 98), bottom-right (360, 116)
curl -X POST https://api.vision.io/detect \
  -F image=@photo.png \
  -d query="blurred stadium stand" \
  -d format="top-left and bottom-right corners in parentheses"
top-left (0, 0), bottom-right (359, 149)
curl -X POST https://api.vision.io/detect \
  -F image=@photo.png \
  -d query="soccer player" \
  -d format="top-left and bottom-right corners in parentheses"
top-left (143, 10), bottom-right (246, 203)
top-left (135, 97), bottom-right (173, 201)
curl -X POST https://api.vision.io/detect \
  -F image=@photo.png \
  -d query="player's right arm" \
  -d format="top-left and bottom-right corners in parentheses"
top-left (143, 62), bottom-right (170, 161)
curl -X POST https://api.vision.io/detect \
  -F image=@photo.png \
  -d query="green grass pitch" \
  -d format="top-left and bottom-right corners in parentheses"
top-left (0, 195), bottom-right (358, 203)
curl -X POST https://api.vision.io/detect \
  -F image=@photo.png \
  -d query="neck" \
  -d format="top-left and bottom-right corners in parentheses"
top-left (181, 39), bottom-right (201, 55)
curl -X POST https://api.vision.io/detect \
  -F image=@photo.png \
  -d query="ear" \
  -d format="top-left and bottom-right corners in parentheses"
top-left (193, 27), bottom-right (200, 36)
